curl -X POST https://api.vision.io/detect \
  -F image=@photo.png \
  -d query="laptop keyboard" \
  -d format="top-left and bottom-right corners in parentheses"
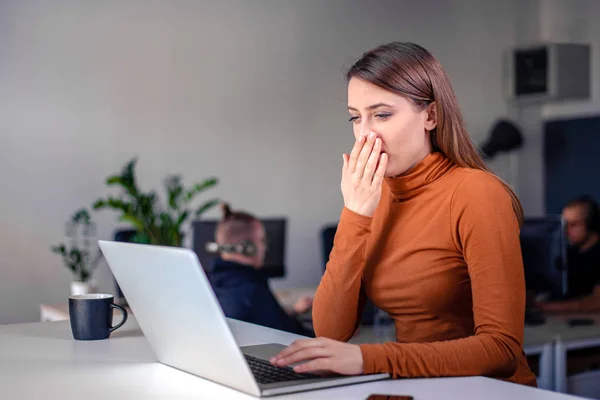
top-left (244, 354), bottom-right (318, 384)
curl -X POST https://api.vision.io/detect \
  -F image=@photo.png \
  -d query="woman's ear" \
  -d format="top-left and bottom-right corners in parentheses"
top-left (424, 102), bottom-right (437, 131)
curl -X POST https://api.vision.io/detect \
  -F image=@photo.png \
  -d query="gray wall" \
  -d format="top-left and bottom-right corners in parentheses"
top-left (0, 0), bottom-right (532, 324)
top-left (511, 0), bottom-right (600, 217)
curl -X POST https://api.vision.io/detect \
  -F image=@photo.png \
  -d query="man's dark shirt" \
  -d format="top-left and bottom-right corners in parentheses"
top-left (210, 258), bottom-right (313, 337)
top-left (567, 241), bottom-right (600, 298)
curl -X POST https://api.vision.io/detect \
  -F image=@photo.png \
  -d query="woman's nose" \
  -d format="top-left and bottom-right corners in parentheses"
top-left (359, 121), bottom-right (371, 137)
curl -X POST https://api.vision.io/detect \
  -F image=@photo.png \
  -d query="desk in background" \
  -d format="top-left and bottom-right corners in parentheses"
top-left (40, 287), bottom-right (316, 322)
top-left (0, 316), bottom-right (584, 399)
top-left (543, 314), bottom-right (600, 397)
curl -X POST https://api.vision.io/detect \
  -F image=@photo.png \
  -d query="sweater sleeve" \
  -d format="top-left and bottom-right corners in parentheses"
top-left (359, 172), bottom-right (526, 379)
top-left (312, 207), bottom-right (372, 341)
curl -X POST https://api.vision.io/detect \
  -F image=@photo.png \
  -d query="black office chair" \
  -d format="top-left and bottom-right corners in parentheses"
top-left (320, 224), bottom-right (338, 271)
top-left (320, 224), bottom-right (379, 326)
top-left (114, 229), bottom-right (137, 243)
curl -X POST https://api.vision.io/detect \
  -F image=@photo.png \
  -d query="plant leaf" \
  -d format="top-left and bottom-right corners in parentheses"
top-left (93, 196), bottom-right (130, 212)
top-left (159, 212), bottom-right (175, 227)
top-left (194, 198), bottom-right (220, 216)
top-left (176, 210), bottom-right (190, 228)
top-left (165, 175), bottom-right (184, 209)
top-left (71, 209), bottom-right (91, 224)
top-left (106, 175), bottom-right (123, 185)
top-left (131, 232), bottom-right (151, 244)
top-left (104, 158), bottom-right (140, 198)
top-left (51, 244), bottom-right (66, 255)
top-left (119, 215), bottom-right (145, 231)
top-left (185, 177), bottom-right (218, 201)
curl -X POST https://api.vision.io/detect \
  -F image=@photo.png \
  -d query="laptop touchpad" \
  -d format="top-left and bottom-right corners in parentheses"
top-left (240, 343), bottom-right (287, 361)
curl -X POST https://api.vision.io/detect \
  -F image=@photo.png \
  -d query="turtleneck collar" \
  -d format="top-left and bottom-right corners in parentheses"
top-left (384, 151), bottom-right (455, 200)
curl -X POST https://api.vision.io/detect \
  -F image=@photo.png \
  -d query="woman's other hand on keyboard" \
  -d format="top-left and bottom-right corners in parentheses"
top-left (270, 337), bottom-right (364, 375)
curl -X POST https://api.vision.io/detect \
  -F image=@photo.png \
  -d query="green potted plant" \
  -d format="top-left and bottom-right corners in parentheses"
top-left (93, 158), bottom-right (219, 247)
top-left (51, 209), bottom-right (103, 295)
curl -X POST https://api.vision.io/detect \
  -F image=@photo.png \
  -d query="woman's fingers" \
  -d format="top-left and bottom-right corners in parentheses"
top-left (274, 346), bottom-right (331, 367)
top-left (354, 133), bottom-right (376, 178)
top-left (371, 153), bottom-right (388, 187)
top-left (362, 138), bottom-right (381, 183)
top-left (293, 358), bottom-right (332, 374)
top-left (340, 132), bottom-right (385, 218)
top-left (270, 338), bottom-right (327, 364)
top-left (347, 135), bottom-right (365, 173)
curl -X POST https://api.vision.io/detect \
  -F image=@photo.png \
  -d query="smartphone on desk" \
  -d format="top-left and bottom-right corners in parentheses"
top-left (366, 395), bottom-right (414, 400)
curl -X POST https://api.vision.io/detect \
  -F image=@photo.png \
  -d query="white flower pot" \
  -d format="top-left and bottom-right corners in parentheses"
top-left (70, 281), bottom-right (97, 296)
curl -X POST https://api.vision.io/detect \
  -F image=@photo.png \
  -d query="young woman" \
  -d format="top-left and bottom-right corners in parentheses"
top-left (271, 42), bottom-right (536, 386)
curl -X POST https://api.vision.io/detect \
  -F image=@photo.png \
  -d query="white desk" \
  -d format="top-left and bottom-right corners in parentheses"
top-left (0, 317), bottom-right (584, 399)
top-left (38, 298), bottom-right (562, 392)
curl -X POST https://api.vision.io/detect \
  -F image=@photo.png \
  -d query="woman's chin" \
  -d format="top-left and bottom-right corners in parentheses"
top-left (384, 159), bottom-right (417, 178)
top-left (384, 164), bottom-right (404, 178)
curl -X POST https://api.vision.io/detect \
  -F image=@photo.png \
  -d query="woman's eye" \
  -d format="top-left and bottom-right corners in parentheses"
top-left (375, 113), bottom-right (392, 120)
top-left (348, 116), bottom-right (360, 123)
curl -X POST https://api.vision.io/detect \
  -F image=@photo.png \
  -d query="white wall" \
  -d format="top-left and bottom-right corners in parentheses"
top-left (508, 0), bottom-right (545, 216)
top-left (541, 0), bottom-right (600, 120)
top-left (0, 0), bottom-right (519, 324)
top-left (512, 0), bottom-right (600, 217)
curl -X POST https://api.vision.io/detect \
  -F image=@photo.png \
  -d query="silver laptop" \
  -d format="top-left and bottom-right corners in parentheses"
top-left (98, 241), bottom-right (389, 397)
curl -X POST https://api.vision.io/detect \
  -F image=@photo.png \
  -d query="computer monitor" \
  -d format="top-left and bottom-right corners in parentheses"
top-left (520, 216), bottom-right (568, 300)
top-left (192, 218), bottom-right (286, 278)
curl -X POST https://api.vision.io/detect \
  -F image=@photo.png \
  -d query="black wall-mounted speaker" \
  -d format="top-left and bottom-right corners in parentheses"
top-left (509, 43), bottom-right (590, 103)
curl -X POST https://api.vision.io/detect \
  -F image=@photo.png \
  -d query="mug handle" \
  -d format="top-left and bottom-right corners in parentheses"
top-left (109, 303), bottom-right (128, 332)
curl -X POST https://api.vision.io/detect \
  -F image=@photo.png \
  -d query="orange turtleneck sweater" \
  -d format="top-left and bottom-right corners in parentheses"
top-left (312, 152), bottom-right (536, 386)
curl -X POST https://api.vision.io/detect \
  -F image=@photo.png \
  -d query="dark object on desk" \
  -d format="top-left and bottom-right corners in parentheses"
top-left (568, 318), bottom-right (595, 327)
top-left (193, 218), bottom-right (287, 278)
top-left (69, 294), bottom-right (128, 340)
top-left (366, 395), bottom-right (414, 400)
top-left (524, 308), bottom-right (547, 326)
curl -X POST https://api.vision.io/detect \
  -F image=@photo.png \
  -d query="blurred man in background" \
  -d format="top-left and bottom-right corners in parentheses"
top-left (537, 195), bottom-right (600, 312)
top-left (209, 203), bottom-right (314, 336)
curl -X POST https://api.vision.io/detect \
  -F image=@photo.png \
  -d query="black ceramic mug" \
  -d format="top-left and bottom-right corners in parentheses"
top-left (69, 294), bottom-right (128, 340)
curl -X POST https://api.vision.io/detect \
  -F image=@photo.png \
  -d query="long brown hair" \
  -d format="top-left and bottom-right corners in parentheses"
top-left (346, 42), bottom-right (524, 225)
